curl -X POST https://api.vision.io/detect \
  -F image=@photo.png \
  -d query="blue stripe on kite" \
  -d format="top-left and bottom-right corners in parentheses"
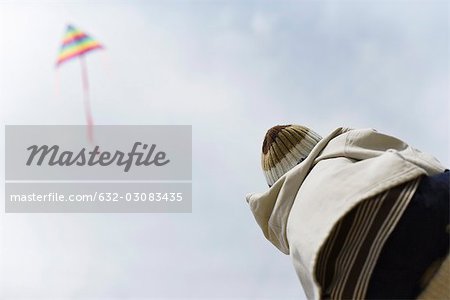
top-left (60, 35), bottom-right (94, 50)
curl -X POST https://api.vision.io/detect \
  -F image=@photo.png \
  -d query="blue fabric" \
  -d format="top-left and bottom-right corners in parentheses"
top-left (366, 171), bottom-right (449, 299)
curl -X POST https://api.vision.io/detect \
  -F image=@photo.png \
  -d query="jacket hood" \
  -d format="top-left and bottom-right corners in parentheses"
top-left (246, 126), bottom-right (445, 255)
top-left (246, 126), bottom-right (445, 300)
top-left (246, 127), bottom-right (350, 254)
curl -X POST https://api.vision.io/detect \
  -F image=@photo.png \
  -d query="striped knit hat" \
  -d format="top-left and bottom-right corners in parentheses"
top-left (261, 125), bottom-right (322, 186)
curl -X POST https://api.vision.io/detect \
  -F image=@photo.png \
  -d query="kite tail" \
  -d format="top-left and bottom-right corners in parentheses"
top-left (86, 107), bottom-right (94, 144)
top-left (80, 55), bottom-right (95, 144)
top-left (54, 69), bottom-right (61, 100)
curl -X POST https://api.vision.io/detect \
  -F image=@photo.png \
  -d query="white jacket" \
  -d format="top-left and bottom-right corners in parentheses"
top-left (246, 128), bottom-right (445, 299)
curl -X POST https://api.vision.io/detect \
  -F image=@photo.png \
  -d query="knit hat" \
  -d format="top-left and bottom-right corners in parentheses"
top-left (261, 124), bottom-right (322, 186)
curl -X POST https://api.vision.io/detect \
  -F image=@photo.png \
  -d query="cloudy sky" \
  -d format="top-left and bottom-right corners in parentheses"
top-left (0, 1), bottom-right (448, 299)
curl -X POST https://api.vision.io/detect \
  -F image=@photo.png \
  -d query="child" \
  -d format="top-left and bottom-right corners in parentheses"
top-left (247, 125), bottom-right (449, 299)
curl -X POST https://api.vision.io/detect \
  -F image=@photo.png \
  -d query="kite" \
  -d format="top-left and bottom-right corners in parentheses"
top-left (56, 24), bottom-right (103, 142)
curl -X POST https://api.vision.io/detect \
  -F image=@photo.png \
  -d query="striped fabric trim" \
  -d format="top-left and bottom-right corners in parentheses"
top-left (316, 178), bottom-right (421, 299)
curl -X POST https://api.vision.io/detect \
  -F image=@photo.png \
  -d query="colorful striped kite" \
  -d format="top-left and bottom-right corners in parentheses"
top-left (56, 24), bottom-right (103, 142)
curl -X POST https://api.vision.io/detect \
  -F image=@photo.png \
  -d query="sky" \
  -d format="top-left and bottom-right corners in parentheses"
top-left (0, 1), bottom-right (448, 299)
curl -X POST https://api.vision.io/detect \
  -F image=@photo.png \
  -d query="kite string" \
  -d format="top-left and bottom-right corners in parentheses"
top-left (80, 55), bottom-right (95, 143)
